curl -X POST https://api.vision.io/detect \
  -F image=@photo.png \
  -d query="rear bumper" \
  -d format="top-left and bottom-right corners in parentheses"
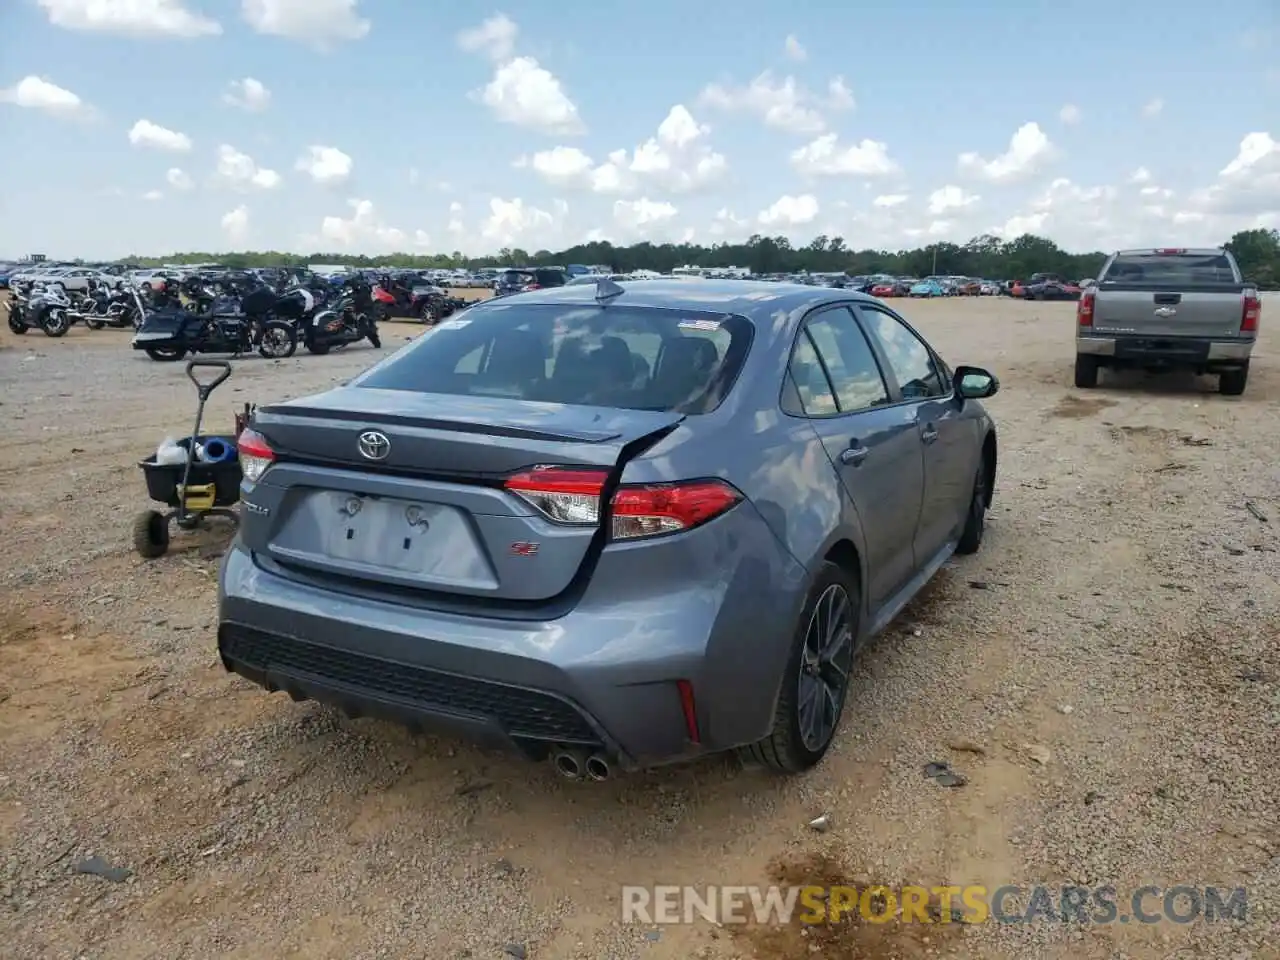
top-left (216, 504), bottom-right (808, 769)
top-left (1077, 334), bottom-right (1254, 365)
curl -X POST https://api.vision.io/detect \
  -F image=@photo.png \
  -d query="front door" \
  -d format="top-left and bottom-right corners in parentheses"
top-left (855, 304), bottom-right (972, 564)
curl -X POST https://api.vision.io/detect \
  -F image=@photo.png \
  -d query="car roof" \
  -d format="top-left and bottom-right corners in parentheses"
top-left (493, 278), bottom-right (876, 318)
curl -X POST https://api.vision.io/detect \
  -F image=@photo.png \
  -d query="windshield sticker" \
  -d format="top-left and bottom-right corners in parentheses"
top-left (436, 318), bottom-right (471, 330)
top-left (678, 318), bottom-right (721, 332)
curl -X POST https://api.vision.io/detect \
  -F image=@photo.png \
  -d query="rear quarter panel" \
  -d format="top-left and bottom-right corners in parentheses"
top-left (618, 300), bottom-right (867, 588)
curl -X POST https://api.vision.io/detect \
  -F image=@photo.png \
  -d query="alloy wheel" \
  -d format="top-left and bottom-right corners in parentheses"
top-left (796, 584), bottom-right (854, 751)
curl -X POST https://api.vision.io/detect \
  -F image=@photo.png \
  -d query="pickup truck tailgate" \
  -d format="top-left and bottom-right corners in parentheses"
top-left (1092, 289), bottom-right (1245, 339)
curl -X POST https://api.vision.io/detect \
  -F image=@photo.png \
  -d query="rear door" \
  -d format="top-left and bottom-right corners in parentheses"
top-left (1093, 250), bottom-right (1245, 338)
top-left (788, 305), bottom-right (923, 610)
top-left (854, 304), bottom-right (973, 566)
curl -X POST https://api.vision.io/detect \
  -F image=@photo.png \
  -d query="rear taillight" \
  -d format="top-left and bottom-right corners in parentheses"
top-left (526, 283), bottom-right (541, 290)
top-left (1077, 290), bottom-right (1095, 327)
top-left (1155, 248), bottom-right (1187, 255)
top-left (503, 466), bottom-right (742, 540)
top-left (1242, 289), bottom-right (1260, 333)
top-left (237, 427), bottom-right (275, 482)
top-left (505, 467), bottom-right (608, 524)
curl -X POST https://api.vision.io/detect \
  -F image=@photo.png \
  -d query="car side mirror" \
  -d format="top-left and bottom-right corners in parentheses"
top-left (954, 365), bottom-right (1000, 399)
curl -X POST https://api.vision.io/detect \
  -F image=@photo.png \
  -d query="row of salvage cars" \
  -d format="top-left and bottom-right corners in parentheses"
top-left (866, 273), bottom-right (1087, 301)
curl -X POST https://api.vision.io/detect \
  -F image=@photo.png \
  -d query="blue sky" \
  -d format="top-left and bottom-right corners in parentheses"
top-left (0, 0), bottom-right (1277, 260)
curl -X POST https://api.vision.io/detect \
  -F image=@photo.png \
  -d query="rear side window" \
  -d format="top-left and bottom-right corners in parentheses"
top-left (356, 303), bottom-right (753, 414)
top-left (1102, 253), bottom-right (1238, 285)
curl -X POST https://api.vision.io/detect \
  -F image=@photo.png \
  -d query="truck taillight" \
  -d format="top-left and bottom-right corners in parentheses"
top-left (504, 466), bottom-right (742, 540)
top-left (1241, 290), bottom-right (1260, 333)
top-left (1077, 291), bottom-right (1095, 327)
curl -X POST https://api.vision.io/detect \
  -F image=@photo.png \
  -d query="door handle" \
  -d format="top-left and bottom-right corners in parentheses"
top-left (920, 424), bottom-right (939, 444)
top-left (840, 445), bottom-right (869, 466)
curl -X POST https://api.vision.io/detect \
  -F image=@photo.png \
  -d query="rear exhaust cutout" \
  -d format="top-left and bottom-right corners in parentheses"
top-left (584, 753), bottom-right (611, 782)
top-left (552, 748), bottom-right (587, 780)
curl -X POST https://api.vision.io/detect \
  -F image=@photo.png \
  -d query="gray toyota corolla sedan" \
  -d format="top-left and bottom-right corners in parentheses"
top-left (218, 279), bottom-right (999, 779)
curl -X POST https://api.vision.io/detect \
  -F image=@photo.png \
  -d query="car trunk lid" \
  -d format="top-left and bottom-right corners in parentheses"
top-left (243, 388), bottom-right (684, 602)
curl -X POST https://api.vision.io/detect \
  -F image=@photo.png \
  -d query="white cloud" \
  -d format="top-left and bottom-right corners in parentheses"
top-left (826, 76), bottom-right (855, 111)
top-left (480, 197), bottom-right (559, 247)
top-left (1186, 132), bottom-right (1280, 219)
top-left (758, 194), bottom-right (819, 227)
top-left (0, 75), bottom-right (86, 116)
top-left (707, 208), bottom-right (749, 238)
top-left (223, 77), bottom-right (270, 112)
top-left (1129, 167), bottom-right (1152, 184)
top-left (457, 13), bottom-right (517, 62)
top-left (447, 201), bottom-right (465, 237)
top-left (296, 145), bottom-right (353, 185)
top-left (221, 205), bottom-right (249, 243)
top-left (927, 185), bottom-right (980, 215)
top-left (1059, 104), bottom-right (1081, 124)
top-left (614, 198), bottom-right (678, 231)
top-left (240, 0), bottom-right (369, 48)
top-left (529, 146), bottom-right (595, 184)
top-left (791, 133), bottom-right (899, 177)
top-left (38, 0), bottom-right (221, 38)
top-left (524, 105), bottom-right (726, 195)
top-left (783, 34), bottom-right (806, 61)
top-left (142, 189), bottom-right (164, 201)
top-left (957, 122), bottom-right (1052, 182)
top-left (166, 168), bottom-right (194, 190)
top-left (1142, 98), bottom-right (1164, 118)
top-left (128, 119), bottom-right (192, 151)
top-left (216, 144), bottom-right (281, 189)
top-left (699, 70), bottom-right (847, 135)
top-left (873, 194), bottom-right (908, 208)
top-left (474, 56), bottom-right (584, 135)
top-left (319, 198), bottom-right (407, 250)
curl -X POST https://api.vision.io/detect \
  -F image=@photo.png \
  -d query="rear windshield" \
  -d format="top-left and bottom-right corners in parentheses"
top-left (1102, 253), bottom-right (1238, 285)
top-left (356, 302), bottom-right (753, 414)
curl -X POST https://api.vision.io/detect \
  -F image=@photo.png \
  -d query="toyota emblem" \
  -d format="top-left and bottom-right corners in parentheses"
top-left (357, 430), bottom-right (391, 461)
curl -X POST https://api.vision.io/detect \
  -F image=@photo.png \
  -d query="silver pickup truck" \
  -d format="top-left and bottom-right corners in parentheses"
top-left (1075, 247), bottom-right (1261, 395)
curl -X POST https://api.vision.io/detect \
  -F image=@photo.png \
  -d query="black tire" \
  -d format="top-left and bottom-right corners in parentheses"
top-left (1219, 364), bottom-right (1248, 396)
top-left (742, 561), bottom-right (858, 774)
top-left (7, 313), bottom-right (26, 334)
top-left (85, 314), bottom-right (106, 330)
top-left (306, 336), bottom-right (331, 355)
top-left (956, 458), bottom-right (988, 555)
top-left (42, 309), bottom-right (70, 337)
top-left (132, 510), bottom-right (170, 559)
top-left (1074, 354), bottom-right (1099, 388)
top-left (145, 345), bottom-right (186, 361)
top-left (257, 320), bottom-right (297, 359)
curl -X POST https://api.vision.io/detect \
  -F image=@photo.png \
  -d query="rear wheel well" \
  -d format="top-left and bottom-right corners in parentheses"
top-left (981, 431), bottom-right (997, 507)
top-left (823, 540), bottom-right (862, 593)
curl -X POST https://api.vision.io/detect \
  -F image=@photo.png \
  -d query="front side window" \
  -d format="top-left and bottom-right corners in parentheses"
top-left (861, 308), bottom-right (947, 400)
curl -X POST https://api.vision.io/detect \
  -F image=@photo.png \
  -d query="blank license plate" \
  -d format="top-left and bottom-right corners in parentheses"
top-left (325, 495), bottom-right (434, 571)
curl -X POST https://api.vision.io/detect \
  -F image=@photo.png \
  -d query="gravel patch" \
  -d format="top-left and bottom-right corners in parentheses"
top-left (1, 299), bottom-right (1275, 960)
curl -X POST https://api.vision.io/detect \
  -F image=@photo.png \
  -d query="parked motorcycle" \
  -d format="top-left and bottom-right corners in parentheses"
top-left (304, 279), bottom-right (381, 354)
top-left (7, 284), bottom-right (73, 337)
top-left (77, 281), bottom-right (146, 330)
top-left (132, 303), bottom-right (297, 361)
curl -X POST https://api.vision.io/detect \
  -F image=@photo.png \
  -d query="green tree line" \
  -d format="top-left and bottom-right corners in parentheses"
top-left (126, 228), bottom-right (1280, 288)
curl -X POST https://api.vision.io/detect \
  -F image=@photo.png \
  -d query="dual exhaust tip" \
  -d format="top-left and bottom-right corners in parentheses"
top-left (552, 747), bottom-right (611, 782)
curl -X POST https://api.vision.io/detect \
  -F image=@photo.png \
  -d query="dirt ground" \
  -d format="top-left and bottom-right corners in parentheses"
top-left (1, 293), bottom-right (1276, 960)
